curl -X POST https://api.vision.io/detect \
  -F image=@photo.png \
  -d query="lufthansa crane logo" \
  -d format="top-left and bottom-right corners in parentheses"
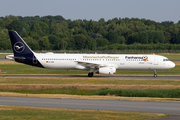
top-left (14, 42), bottom-right (25, 53)
top-left (143, 56), bottom-right (148, 62)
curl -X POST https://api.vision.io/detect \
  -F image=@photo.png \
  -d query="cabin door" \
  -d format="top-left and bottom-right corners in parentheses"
top-left (120, 57), bottom-right (125, 65)
top-left (154, 57), bottom-right (158, 65)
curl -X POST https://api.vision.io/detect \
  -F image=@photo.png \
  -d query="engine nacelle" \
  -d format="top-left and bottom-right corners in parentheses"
top-left (98, 67), bottom-right (116, 75)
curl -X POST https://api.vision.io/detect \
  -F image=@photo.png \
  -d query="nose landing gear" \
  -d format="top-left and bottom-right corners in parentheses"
top-left (154, 70), bottom-right (157, 77)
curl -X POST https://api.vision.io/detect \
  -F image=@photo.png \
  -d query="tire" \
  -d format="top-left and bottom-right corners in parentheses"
top-left (88, 72), bottom-right (93, 77)
top-left (154, 74), bottom-right (157, 77)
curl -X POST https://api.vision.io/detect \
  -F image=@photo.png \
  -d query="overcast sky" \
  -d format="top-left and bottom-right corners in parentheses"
top-left (0, 0), bottom-right (180, 23)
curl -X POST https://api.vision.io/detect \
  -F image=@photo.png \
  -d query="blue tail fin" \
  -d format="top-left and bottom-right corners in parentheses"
top-left (8, 31), bottom-right (44, 68)
top-left (9, 31), bottom-right (34, 56)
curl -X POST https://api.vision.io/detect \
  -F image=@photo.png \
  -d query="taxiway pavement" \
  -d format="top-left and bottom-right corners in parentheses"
top-left (0, 96), bottom-right (180, 115)
top-left (0, 74), bottom-right (180, 80)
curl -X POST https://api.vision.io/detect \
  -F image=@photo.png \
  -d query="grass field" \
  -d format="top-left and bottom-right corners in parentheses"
top-left (159, 53), bottom-right (180, 59)
top-left (1, 78), bottom-right (180, 98)
top-left (1, 88), bottom-right (180, 98)
top-left (0, 54), bottom-right (10, 58)
top-left (0, 105), bottom-right (168, 120)
top-left (0, 78), bottom-right (180, 86)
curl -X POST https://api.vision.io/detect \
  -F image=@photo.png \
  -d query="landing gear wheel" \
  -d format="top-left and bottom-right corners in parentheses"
top-left (88, 72), bottom-right (93, 77)
top-left (154, 70), bottom-right (157, 78)
top-left (154, 74), bottom-right (157, 77)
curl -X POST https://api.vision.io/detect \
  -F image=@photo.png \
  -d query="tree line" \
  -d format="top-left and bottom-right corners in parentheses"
top-left (0, 15), bottom-right (180, 51)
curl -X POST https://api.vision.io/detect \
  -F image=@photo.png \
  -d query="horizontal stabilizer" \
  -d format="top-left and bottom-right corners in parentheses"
top-left (5, 55), bottom-right (25, 61)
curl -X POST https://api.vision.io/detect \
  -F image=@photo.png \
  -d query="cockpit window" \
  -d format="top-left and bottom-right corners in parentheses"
top-left (163, 59), bottom-right (170, 61)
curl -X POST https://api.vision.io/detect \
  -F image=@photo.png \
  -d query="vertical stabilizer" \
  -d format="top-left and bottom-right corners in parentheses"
top-left (8, 31), bottom-right (44, 68)
top-left (8, 31), bottom-right (34, 56)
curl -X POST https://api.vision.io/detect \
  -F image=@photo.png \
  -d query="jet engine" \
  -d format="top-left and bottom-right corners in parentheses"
top-left (97, 67), bottom-right (116, 75)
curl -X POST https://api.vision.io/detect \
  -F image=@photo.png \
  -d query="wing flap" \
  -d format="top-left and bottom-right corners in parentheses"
top-left (76, 61), bottom-right (105, 68)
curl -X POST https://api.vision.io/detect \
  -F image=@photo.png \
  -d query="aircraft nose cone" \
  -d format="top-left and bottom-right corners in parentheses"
top-left (169, 62), bottom-right (175, 69)
top-left (172, 62), bottom-right (175, 68)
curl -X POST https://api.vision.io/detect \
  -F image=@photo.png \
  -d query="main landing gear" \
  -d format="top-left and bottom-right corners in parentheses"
top-left (88, 68), bottom-right (94, 77)
top-left (154, 70), bottom-right (157, 77)
top-left (88, 72), bottom-right (94, 77)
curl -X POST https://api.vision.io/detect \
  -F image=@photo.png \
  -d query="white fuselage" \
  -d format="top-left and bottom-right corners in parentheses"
top-left (34, 53), bottom-right (175, 71)
top-left (7, 31), bottom-right (175, 77)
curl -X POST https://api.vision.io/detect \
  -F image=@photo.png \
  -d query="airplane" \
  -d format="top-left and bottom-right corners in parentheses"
top-left (6, 31), bottom-right (175, 77)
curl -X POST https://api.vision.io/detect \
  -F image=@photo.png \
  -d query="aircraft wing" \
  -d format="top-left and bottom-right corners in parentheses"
top-left (76, 60), bottom-right (106, 69)
top-left (76, 60), bottom-right (118, 69)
